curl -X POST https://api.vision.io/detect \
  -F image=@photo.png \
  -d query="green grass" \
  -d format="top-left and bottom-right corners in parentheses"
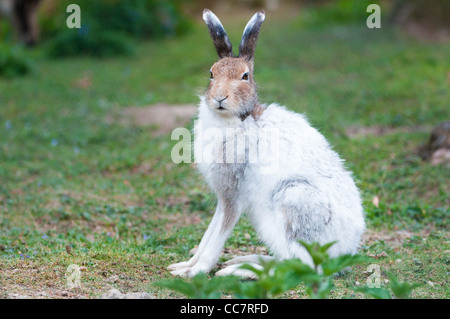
top-left (0, 5), bottom-right (449, 299)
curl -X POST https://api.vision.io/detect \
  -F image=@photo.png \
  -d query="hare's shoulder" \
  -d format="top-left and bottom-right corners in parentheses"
top-left (257, 103), bottom-right (311, 127)
top-left (257, 103), bottom-right (327, 143)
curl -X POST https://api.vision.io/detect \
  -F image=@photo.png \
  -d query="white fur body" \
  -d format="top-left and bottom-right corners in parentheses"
top-left (168, 98), bottom-right (365, 277)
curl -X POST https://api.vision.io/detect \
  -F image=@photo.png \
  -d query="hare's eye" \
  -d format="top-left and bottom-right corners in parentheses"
top-left (241, 72), bottom-right (249, 81)
top-left (209, 71), bottom-right (213, 79)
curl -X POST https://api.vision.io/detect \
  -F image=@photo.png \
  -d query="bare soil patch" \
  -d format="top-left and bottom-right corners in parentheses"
top-left (362, 228), bottom-right (433, 248)
top-left (345, 125), bottom-right (430, 139)
top-left (116, 104), bottom-right (197, 136)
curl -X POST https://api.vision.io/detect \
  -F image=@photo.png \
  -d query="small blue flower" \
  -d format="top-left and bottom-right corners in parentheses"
top-left (5, 120), bottom-right (12, 130)
top-left (33, 251), bottom-right (37, 255)
top-left (42, 234), bottom-right (48, 239)
top-left (73, 146), bottom-right (80, 154)
top-left (143, 235), bottom-right (150, 240)
top-left (51, 138), bottom-right (58, 146)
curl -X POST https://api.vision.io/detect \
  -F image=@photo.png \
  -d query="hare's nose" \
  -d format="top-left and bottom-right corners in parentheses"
top-left (214, 96), bottom-right (228, 107)
top-left (214, 96), bottom-right (228, 103)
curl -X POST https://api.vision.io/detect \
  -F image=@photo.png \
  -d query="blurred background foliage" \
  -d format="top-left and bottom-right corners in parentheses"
top-left (40, 0), bottom-right (190, 57)
top-left (0, 0), bottom-right (192, 66)
top-left (0, 0), bottom-right (449, 76)
top-left (39, 0), bottom-right (192, 39)
top-left (40, 0), bottom-right (192, 57)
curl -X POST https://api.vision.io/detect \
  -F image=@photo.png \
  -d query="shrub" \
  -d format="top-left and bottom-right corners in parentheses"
top-left (46, 29), bottom-right (134, 58)
top-left (0, 44), bottom-right (32, 78)
top-left (40, 0), bottom-right (192, 58)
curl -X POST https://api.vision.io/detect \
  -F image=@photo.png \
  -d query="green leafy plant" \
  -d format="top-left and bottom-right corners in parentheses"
top-left (297, 241), bottom-right (370, 298)
top-left (156, 241), bottom-right (371, 299)
top-left (155, 272), bottom-right (240, 299)
top-left (157, 242), bottom-right (419, 299)
top-left (231, 259), bottom-right (311, 299)
top-left (358, 271), bottom-right (422, 299)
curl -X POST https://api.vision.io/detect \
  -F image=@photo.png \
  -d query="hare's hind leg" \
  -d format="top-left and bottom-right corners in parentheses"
top-left (250, 180), bottom-right (335, 267)
top-left (215, 255), bottom-right (274, 278)
top-left (259, 217), bottom-right (315, 268)
top-left (215, 262), bottom-right (262, 279)
top-left (223, 254), bottom-right (274, 266)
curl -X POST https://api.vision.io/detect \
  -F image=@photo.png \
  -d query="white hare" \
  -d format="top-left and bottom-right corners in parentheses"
top-left (168, 9), bottom-right (365, 277)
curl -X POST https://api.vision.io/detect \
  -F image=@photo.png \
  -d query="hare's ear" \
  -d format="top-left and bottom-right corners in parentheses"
top-left (203, 9), bottom-right (233, 59)
top-left (239, 10), bottom-right (265, 62)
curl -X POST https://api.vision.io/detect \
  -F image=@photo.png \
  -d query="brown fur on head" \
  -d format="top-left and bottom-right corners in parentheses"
top-left (203, 9), bottom-right (265, 120)
top-left (206, 57), bottom-right (257, 119)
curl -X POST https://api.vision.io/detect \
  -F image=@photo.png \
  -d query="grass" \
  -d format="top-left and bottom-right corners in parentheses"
top-left (0, 4), bottom-right (449, 299)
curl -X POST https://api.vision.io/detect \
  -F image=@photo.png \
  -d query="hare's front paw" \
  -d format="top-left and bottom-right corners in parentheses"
top-left (168, 261), bottom-right (214, 277)
top-left (167, 260), bottom-right (192, 271)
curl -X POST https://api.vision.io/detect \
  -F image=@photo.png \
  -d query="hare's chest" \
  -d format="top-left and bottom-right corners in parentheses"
top-left (195, 128), bottom-right (248, 189)
top-left (197, 160), bottom-right (247, 197)
top-left (194, 125), bottom-right (250, 165)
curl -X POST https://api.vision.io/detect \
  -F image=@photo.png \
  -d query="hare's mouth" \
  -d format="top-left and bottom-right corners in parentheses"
top-left (217, 106), bottom-right (226, 110)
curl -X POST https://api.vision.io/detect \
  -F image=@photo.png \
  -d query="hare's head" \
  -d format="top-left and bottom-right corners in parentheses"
top-left (203, 9), bottom-right (265, 120)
